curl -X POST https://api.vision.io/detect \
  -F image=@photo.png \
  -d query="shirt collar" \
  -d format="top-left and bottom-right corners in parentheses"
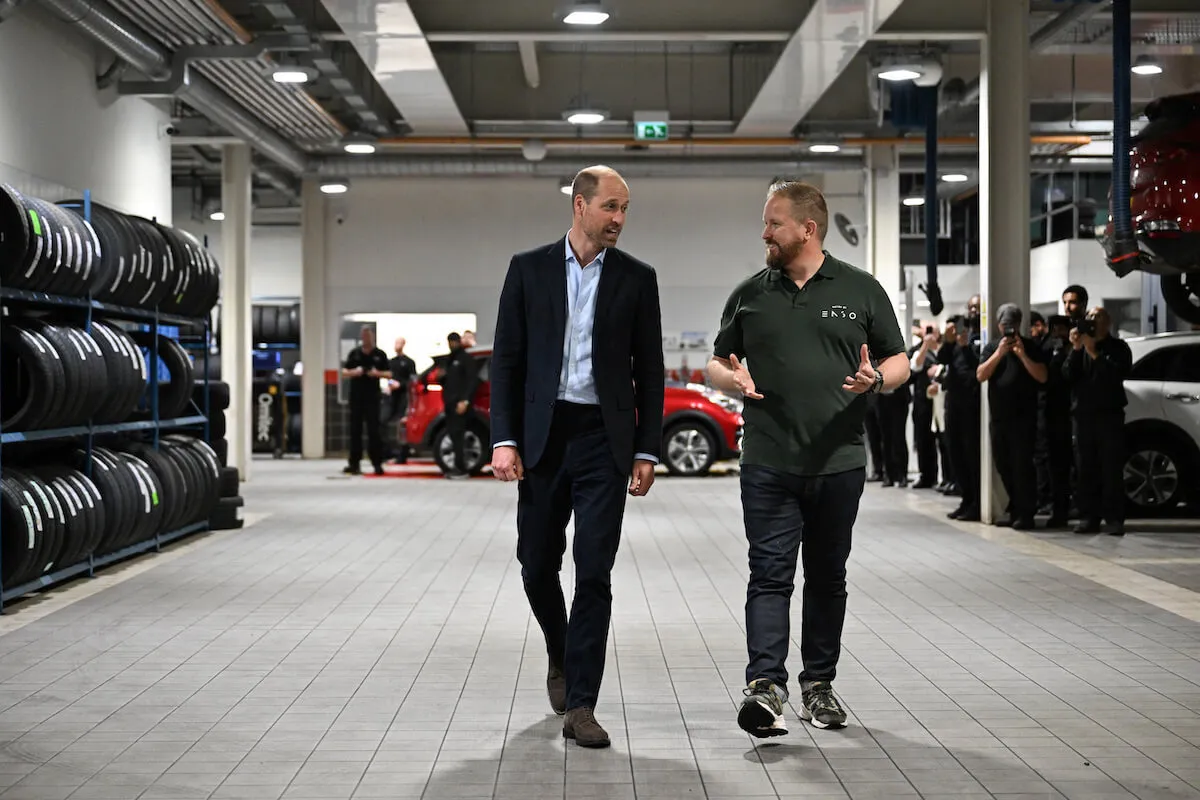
top-left (565, 233), bottom-right (606, 267)
top-left (767, 250), bottom-right (838, 282)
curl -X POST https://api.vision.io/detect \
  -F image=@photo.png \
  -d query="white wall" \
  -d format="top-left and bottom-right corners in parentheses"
top-left (320, 174), bottom-right (866, 367)
top-left (0, 10), bottom-right (171, 221)
top-left (174, 218), bottom-right (303, 300)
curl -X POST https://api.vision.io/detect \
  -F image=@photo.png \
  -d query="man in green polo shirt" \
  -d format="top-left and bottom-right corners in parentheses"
top-left (707, 179), bottom-right (909, 738)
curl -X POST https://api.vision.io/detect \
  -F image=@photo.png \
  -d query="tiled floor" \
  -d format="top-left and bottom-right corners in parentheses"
top-left (0, 459), bottom-right (1198, 800)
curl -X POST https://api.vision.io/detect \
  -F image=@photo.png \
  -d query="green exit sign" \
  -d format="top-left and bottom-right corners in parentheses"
top-left (635, 121), bottom-right (669, 140)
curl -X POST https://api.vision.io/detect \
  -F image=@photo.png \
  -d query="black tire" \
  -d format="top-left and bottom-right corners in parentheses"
top-left (1124, 432), bottom-right (1193, 517)
top-left (210, 496), bottom-right (244, 530)
top-left (90, 320), bottom-right (148, 423)
top-left (1, 322), bottom-right (68, 431)
top-left (662, 421), bottom-right (718, 476)
top-left (218, 466), bottom-right (239, 498)
top-left (432, 422), bottom-right (487, 475)
top-left (194, 380), bottom-right (231, 412)
top-left (208, 409), bottom-right (226, 440)
top-left (129, 332), bottom-right (194, 420)
top-left (0, 475), bottom-right (41, 587)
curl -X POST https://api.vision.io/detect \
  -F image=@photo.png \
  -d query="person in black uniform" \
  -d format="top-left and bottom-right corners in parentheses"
top-left (908, 327), bottom-right (942, 489)
top-left (940, 311), bottom-right (982, 521)
top-left (440, 332), bottom-right (479, 478)
top-left (1063, 307), bottom-right (1131, 535)
top-left (1039, 315), bottom-right (1074, 526)
top-left (342, 326), bottom-right (391, 475)
top-left (385, 337), bottom-right (417, 463)
top-left (975, 304), bottom-right (1047, 529)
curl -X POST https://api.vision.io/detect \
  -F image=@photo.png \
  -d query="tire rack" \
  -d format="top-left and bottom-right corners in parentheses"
top-left (0, 195), bottom-right (215, 612)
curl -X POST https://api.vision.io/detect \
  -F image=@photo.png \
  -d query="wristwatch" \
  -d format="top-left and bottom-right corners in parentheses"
top-left (869, 371), bottom-right (884, 394)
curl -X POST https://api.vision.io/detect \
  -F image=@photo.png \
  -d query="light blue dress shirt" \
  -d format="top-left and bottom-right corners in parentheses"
top-left (494, 234), bottom-right (657, 465)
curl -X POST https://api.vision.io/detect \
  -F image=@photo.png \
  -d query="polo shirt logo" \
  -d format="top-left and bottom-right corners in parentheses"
top-left (823, 304), bottom-right (857, 320)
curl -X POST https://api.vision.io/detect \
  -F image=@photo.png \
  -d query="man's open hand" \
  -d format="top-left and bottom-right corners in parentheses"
top-left (629, 459), bottom-right (656, 497)
top-left (842, 344), bottom-right (878, 394)
top-left (491, 445), bottom-right (524, 482)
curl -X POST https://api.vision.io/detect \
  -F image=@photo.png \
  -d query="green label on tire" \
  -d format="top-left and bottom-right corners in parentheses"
top-left (152, 491), bottom-right (159, 505)
top-left (28, 209), bottom-right (41, 236)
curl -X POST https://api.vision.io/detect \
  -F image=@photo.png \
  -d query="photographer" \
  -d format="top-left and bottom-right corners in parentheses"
top-left (975, 304), bottom-right (1048, 529)
top-left (940, 306), bottom-right (982, 521)
top-left (1062, 307), bottom-right (1131, 535)
top-left (1038, 315), bottom-right (1074, 526)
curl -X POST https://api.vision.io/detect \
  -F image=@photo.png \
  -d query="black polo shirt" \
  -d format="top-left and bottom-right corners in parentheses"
top-left (712, 252), bottom-right (906, 477)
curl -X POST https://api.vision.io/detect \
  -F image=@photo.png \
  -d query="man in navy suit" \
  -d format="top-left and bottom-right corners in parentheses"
top-left (489, 165), bottom-right (665, 748)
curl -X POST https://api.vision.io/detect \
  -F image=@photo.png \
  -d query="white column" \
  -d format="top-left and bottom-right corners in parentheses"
top-left (300, 178), bottom-right (327, 459)
top-left (866, 145), bottom-right (903, 322)
top-left (979, 0), bottom-right (1031, 524)
top-left (220, 143), bottom-right (253, 480)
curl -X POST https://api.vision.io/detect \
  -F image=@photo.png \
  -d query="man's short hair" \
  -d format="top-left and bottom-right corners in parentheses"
top-left (1063, 284), bottom-right (1089, 305)
top-left (767, 178), bottom-right (828, 240)
top-left (447, 332), bottom-right (461, 343)
top-left (1029, 311), bottom-right (1045, 326)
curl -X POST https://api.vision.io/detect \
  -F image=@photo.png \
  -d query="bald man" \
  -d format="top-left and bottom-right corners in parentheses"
top-left (490, 165), bottom-right (665, 748)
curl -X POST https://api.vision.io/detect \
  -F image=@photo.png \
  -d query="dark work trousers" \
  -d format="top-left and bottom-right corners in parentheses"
top-left (443, 405), bottom-right (468, 473)
top-left (878, 394), bottom-right (910, 484)
top-left (348, 397), bottom-right (383, 470)
top-left (740, 464), bottom-right (866, 694)
top-left (1074, 412), bottom-right (1126, 525)
top-left (912, 406), bottom-right (938, 485)
top-left (991, 414), bottom-right (1038, 521)
top-left (947, 405), bottom-right (981, 515)
top-left (516, 402), bottom-right (628, 711)
top-left (1034, 408), bottom-right (1051, 508)
top-left (936, 430), bottom-right (955, 486)
top-left (863, 396), bottom-right (884, 479)
top-left (1046, 412), bottom-right (1073, 520)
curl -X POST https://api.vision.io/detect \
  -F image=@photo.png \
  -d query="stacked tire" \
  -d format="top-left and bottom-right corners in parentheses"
top-left (191, 380), bottom-right (231, 468)
top-left (0, 184), bottom-right (221, 317)
top-left (252, 304), bottom-right (300, 345)
top-left (0, 437), bottom-right (222, 587)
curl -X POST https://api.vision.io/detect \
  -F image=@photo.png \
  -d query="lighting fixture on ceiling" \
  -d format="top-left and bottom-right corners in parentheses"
top-left (271, 65), bottom-right (318, 84)
top-left (342, 133), bottom-right (377, 155)
top-left (902, 197), bottom-right (925, 206)
top-left (941, 173), bottom-right (969, 183)
top-left (560, 182), bottom-right (573, 195)
top-left (879, 68), bottom-right (921, 81)
top-left (563, 107), bottom-right (608, 125)
top-left (209, 211), bottom-right (225, 221)
top-left (320, 180), bottom-right (349, 195)
top-left (562, 1), bottom-right (609, 25)
top-left (874, 55), bottom-right (943, 87)
top-left (1131, 55), bottom-right (1163, 75)
top-left (808, 143), bottom-right (841, 154)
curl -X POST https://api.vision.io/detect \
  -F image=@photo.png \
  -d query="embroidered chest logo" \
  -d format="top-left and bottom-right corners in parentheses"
top-left (822, 304), bottom-right (858, 320)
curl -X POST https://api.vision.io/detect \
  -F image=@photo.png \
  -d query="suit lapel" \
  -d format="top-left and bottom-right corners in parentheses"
top-left (544, 241), bottom-right (568, 359)
top-left (593, 249), bottom-right (621, 339)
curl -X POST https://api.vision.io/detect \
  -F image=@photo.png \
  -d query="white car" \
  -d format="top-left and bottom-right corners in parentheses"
top-left (1124, 330), bottom-right (1200, 516)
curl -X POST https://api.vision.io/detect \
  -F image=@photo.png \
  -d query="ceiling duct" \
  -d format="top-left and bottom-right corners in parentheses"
top-left (39, 0), bottom-right (310, 176)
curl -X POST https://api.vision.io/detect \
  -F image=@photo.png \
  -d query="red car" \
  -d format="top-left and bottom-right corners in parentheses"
top-left (405, 346), bottom-right (743, 476)
top-left (1102, 91), bottom-right (1200, 325)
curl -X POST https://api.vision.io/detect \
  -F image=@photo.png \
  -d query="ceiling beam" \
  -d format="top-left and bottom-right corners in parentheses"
top-left (518, 40), bottom-right (539, 89)
top-left (422, 31), bottom-right (791, 43)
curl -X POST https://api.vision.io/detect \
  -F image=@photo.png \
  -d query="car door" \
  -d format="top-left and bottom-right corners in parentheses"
top-left (1160, 344), bottom-right (1200, 451)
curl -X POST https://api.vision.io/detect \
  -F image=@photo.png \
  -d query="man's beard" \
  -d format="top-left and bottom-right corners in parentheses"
top-left (765, 239), bottom-right (800, 270)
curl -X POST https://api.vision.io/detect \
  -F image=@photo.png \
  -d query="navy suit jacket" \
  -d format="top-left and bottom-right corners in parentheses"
top-left (489, 239), bottom-right (665, 476)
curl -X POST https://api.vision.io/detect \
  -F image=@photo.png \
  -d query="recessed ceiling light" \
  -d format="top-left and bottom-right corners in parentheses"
top-left (560, 183), bottom-right (573, 195)
top-left (941, 173), bottom-right (969, 182)
top-left (902, 197), bottom-right (925, 206)
top-left (343, 142), bottom-right (376, 155)
top-left (808, 143), bottom-right (841, 153)
top-left (879, 68), bottom-right (921, 82)
top-left (1131, 56), bottom-right (1163, 75)
top-left (272, 68), bottom-right (314, 84)
top-left (209, 211), bottom-right (225, 221)
top-left (565, 110), bottom-right (607, 125)
top-left (563, 2), bottom-right (609, 25)
top-left (320, 181), bottom-right (349, 194)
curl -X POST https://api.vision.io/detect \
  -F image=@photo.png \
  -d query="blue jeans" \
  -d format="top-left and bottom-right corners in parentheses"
top-left (740, 465), bottom-right (865, 693)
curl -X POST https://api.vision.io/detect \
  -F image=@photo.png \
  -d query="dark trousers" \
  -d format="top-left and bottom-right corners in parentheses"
top-left (516, 403), bottom-right (628, 711)
top-left (947, 405), bottom-right (981, 514)
top-left (878, 397), bottom-right (909, 484)
top-left (863, 399), bottom-right (884, 478)
top-left (740, 465), bottom-right (866, 693)
top-left (1046, 413), bottom-right (1073, 519)
top-left (348, 397), bottom-right (382, 469)
top-left (443, 405), bottom-right (468, 473)
top-left (991, 414), bottom-right (1038, 521)
top-left (913, 407), bottom-right (938, 484)
top-left (1075, 412), bottom-right (1126, 525)
top-left (936, 429), bottom-right (955, 485)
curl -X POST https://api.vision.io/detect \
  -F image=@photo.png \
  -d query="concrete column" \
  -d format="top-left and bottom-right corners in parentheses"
top-left (300, 178), bottom-right (327, 459)
top-left (220, 143), bottom-right (253, 480)
top-left (978, 0), bottom-right (1031, 524)
top-left (866, 145), bottom-right (903, 323)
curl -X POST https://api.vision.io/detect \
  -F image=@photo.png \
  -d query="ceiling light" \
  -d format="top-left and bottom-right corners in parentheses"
top-left (320, 181), bottom-right (349, 195)
top-left (272, 67), bottom-right (315, 84)
top-left (941, 173), bottom-right (969, 183)
top-left (808, 143), bottom-right (841, 153)
top-left (902, 197), bottom-right (925, 206)
top-left (209, 211), bottom-right (225, 221)
top-left (560, 182), bottom-right (573, 195)
top-left (1131, 55), bottom-right (1163, 76)
top-left (879, 68), bottom-right (922, 82)
top-left (563, 2), bottom-right (609, 25)
top-left (564, 109), bottom-right (607, 125)
top-left (343, 142), bottom-right (376, 155)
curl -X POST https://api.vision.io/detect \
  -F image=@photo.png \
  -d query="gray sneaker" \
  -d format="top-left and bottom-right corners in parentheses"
top-left (800, 681), bottom-right (847, 729)
top-left (737, 679), bottom-right (788, 738)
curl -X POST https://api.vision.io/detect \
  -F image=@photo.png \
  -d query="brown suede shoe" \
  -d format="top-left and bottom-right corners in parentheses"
top-left (547, 664), bottom-right (566, 715)
top-left (563, 707), bottom-right (610, 748)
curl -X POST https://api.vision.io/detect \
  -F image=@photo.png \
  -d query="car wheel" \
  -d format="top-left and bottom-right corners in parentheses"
top-left (1123, 436), bottom-right (1189, 516)
top-left (664, 423), bottom-right (717, 476)
top-left (433, 424), bottom-right (486, 475)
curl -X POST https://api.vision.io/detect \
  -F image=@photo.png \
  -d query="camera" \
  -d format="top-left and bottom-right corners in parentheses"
top-left (1076, 318), bottom-right (1096, 337)
top-left (1002, 326), bottom-right (1016, 339)
top-left (925, 325), bottom-right (935, 334)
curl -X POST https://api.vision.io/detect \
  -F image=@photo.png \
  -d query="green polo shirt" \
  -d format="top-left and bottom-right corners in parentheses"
top-left (712, 252), bottom-right (906, 477)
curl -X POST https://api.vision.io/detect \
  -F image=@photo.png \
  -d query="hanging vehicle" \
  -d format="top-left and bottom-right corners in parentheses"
top-left (1101, 91), bottom-right (1200, 325)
